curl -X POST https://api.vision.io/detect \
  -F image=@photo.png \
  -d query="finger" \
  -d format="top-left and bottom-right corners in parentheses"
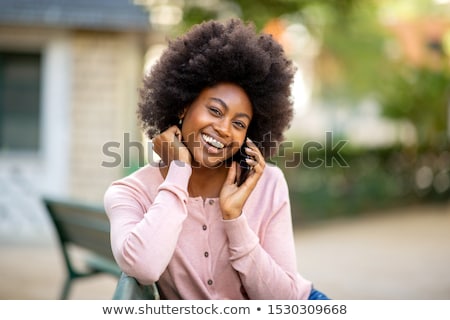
top-left (244, 155), bottom-right (265, 181)
top-left (244, 147), bottom-right (259, 160)
top-left (245, 137), bottom-right (259, 150)
top-left (245, 138), bottom-right (263, 159)
top-left (162, 126), bottom-right (184, 148)
top-left (169, 124), bottom-right (181, 133)
top-left (244, 146), bottom-right (264, 170)
top-left (224, 161), bottom-right (238, 185)
top-left (245, 157), bottom-right (258, 168)
top-left (166, 125), bottom-right (182, 139)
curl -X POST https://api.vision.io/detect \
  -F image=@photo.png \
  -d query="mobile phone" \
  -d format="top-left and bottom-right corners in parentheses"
top-left (234, 141), bottom-right (252, 186)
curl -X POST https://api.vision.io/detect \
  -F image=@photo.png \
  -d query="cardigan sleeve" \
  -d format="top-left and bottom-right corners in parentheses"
top-left (104, 161), bottom-right (191, 285)
top-left (223, 169), bottom-right (312, 299)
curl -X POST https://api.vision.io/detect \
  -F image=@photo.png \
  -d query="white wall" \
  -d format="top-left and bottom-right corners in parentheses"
top-left (0, 29), bottom-right (71, 243)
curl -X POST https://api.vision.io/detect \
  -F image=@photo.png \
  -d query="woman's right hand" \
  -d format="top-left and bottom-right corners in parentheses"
top-left (152, 125), bottom-right (191, 165)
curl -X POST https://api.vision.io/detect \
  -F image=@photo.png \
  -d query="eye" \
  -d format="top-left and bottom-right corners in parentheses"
top-left (233, 121), bottom-right (247, 130)
top-left (208, 106), bottom-right (222, 117)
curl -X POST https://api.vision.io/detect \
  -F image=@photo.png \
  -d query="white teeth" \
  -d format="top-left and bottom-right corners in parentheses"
top-left (202, 134), bottom-right (224, 149)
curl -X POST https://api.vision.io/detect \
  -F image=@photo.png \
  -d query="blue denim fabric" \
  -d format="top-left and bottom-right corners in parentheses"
top-left (308, 288), bottom-right (331, 300)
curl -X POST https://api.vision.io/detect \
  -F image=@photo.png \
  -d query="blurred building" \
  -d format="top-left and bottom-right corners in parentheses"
top-left (0, 0), bottom-right (152, 240)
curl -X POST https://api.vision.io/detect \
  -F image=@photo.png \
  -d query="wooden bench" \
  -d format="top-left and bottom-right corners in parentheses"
top-left (43, 196), bottom-right (122, 299)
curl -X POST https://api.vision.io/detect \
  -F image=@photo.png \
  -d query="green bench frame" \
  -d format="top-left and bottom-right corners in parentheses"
top-left (113, 272), bottom-right (159, 300)
top-left (43, 196), bottom-right (121, 299)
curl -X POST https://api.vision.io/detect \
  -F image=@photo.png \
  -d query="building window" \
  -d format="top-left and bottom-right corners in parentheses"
top-left (0, 52), bottom-right (41, 152)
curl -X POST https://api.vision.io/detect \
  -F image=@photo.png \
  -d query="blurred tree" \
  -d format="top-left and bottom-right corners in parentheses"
top-left (374, 0), bottom-right (450, 151)
top-left (377, 65), bottom-right (449, 151)
top-left (149, 0), bottom-right (449, 152)
top-left (141, 0), bottom-right (450, 218)
top-left (311, 0), bottom-right (386, 102)
top-left (178, 0), bottom-right (360, 31)
top-left (178, 0), bottom-right (449, 151)
top-left (178, 0), bottom-right (386, 100)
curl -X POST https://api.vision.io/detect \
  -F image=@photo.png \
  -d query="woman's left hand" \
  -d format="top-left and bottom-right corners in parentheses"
top-left (219, 138), bottom-right (265, 220)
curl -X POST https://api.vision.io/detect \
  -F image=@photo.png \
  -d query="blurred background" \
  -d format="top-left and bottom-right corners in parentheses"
top-left (0, 0), bottom-right (449, 299)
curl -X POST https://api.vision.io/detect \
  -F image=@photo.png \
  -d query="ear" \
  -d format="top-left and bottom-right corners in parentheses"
top-left (179, 106), bottom-right (188, 120)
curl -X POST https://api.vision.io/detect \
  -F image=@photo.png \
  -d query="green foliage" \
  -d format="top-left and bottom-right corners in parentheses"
top-left (174, 0), bottom-right (385, 104)
top-left (316, 0), bottom-right (387, 102)
top-left (177, 0), bottom-right (361, 32)
top-left (278, 145), bottom-right (450, 225)
top-left (376, 65), bottom-right (450, 150)
top-left (167, 0), bottom-right (450, 221)
top-left (181, 5), bottom-right (216, 29)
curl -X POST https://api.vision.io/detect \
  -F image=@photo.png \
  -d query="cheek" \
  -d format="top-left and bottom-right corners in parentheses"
top-left (229, 138), bottom-right (245, 157)
top-left (181, 114), bottom-right (208, 137)
top-left (231, 143), bottom-right (242, 155)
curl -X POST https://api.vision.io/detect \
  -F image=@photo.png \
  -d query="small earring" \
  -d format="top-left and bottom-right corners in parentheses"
top-left (178, 118), bottom-right (183, 126)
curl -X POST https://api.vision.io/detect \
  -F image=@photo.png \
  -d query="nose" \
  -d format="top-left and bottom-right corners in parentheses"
top-left (213, 118), bottom-right (232, 138)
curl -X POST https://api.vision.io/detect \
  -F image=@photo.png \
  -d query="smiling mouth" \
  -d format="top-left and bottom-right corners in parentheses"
top-left (202, 133), bottom-right (225, 150)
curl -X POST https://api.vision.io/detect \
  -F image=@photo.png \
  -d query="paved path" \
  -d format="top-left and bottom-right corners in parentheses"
top-left (296, 202), bottom-right (450, 299)
top-left (0, 202), bottom-right (449, 299)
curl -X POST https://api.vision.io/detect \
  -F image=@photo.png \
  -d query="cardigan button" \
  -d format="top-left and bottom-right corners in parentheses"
top-left (207, 279), bottom-right (213, 286)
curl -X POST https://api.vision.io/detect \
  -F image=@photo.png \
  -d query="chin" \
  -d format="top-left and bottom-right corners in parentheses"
top-left (191, 156), bottom-right (224, 169)
top-left (199, 160), bottom-right (225, 169)
top-left (191, 149), bottom-right (232, 168)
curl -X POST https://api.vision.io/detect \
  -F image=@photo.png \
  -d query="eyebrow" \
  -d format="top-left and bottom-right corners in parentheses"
top-left (209, 97), bottom-right (252, 121)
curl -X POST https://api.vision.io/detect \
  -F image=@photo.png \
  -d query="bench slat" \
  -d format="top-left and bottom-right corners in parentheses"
top-left (43, 196), bottom-right (121, 299)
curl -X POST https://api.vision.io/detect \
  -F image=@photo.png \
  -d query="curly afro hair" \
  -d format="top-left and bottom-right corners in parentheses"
top-left (138, 18), bottom-right (296, 158)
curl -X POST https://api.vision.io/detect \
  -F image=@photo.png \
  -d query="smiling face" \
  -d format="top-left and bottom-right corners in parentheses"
top-left (180, 82), bottom-right (253, 168)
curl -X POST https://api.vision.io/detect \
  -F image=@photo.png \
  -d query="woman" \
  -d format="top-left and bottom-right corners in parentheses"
top-left (104, 18), bottom-right (329, 300)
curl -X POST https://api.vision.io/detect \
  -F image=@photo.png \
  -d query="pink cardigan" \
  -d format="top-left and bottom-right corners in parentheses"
top-left (104, 161), bottom-right (312, 299)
